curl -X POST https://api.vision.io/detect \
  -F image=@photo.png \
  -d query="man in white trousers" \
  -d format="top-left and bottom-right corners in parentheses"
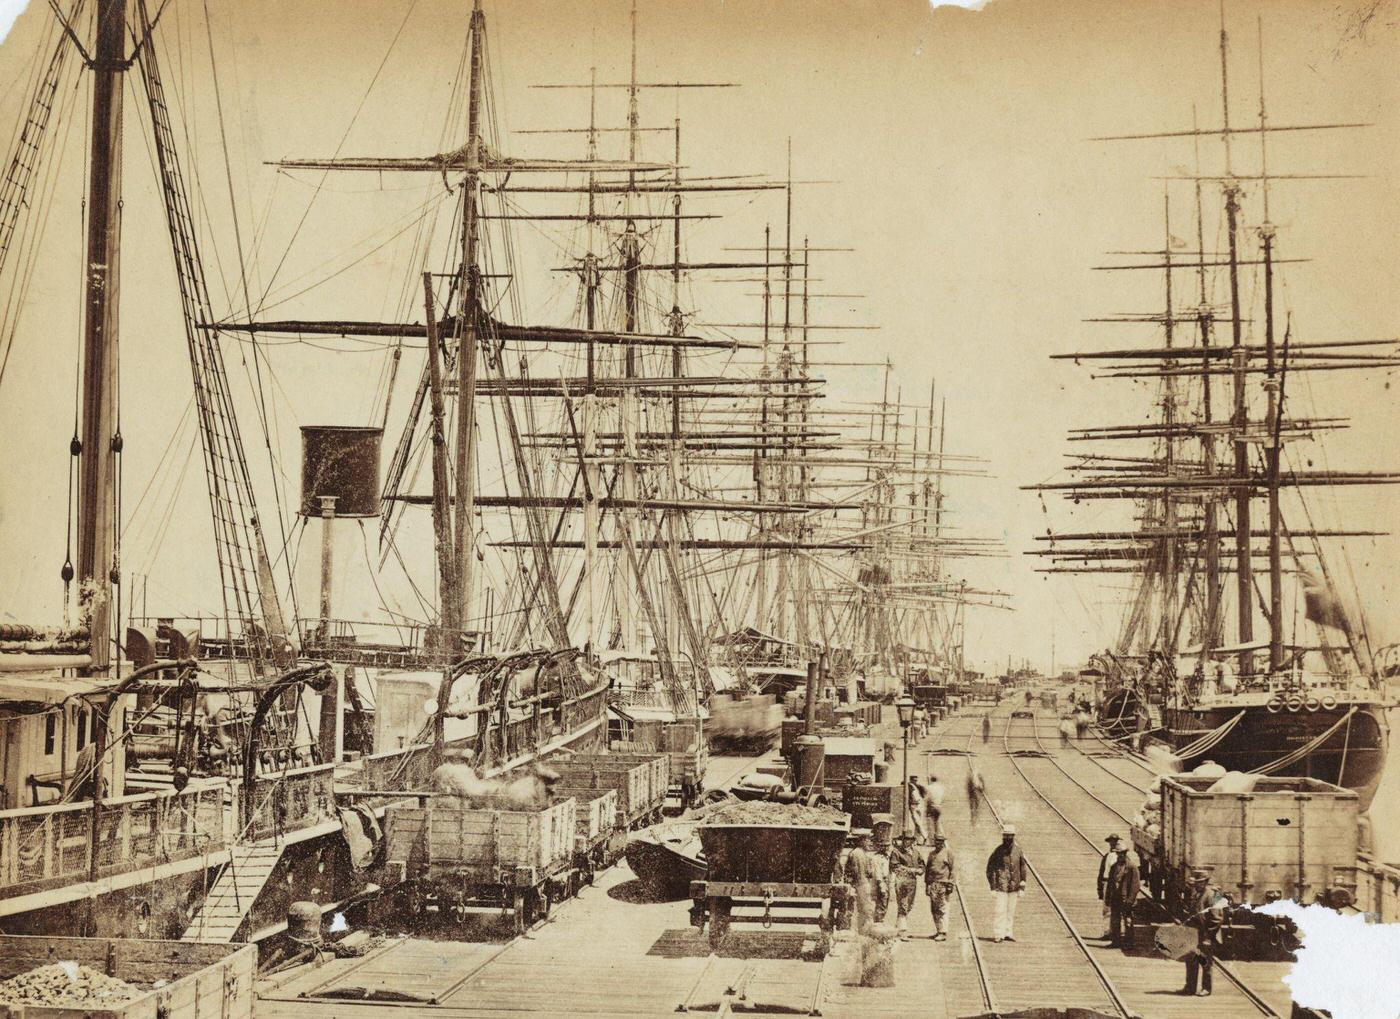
top-left (985, 824), bottom-right (1027, 942)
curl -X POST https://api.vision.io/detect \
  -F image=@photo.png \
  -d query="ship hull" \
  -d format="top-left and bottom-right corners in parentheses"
top-left (1097, 688), bottom-right (1141, 737)
top-left (1160, 700), bottom-right (1388, 810)
top-left (624, 824), bottom-right (705, 901)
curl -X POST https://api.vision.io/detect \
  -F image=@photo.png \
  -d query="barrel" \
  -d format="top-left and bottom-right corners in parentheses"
top-left (300, 425), bottom-right (383, 518)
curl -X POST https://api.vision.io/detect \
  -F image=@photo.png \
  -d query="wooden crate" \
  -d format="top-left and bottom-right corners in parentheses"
top-left (0, 935), bottom-right (253, 1019)
top-left (384, 798), bottom-right (576, 882)
top-left (1161, 775), bottom-right (1359, 904)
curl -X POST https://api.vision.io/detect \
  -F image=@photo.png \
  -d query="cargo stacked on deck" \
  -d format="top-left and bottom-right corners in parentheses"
top-left (841, 782), bottom-right (908, 836)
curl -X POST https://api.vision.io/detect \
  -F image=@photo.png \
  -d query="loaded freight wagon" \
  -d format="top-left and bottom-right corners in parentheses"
top-left (1131, 774), bottom-right (1360, 957)
top-left (381, 796), bottom-right (578, 935)
top-left (548, 752), bottom-right (669, 829)
top-left (0, 936), bottom-right (253, 1019)
top-left (609, 718), bottom-right (708, 809)
top-left (687, 803), bottom-right (850, 955)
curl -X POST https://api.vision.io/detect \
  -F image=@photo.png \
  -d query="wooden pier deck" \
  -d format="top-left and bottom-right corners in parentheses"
top-left (254, 703), bottom-right (1305, 1018)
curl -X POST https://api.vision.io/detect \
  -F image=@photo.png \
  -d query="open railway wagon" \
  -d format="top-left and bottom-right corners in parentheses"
top-left (380, 795), bottom-right (578, 935)
top-left (610, 718), bottom-right (708, 809)
top-left (1131, 775), bottom-right (1360, 958)
top-left (0, 935), bottom-right (254, 1019)
top-left (963, 681), bottom-right (1000, 705)
top-left (549, 751), bottom-right (669, 829)
top-left (688, 807), bottom-right (850, 955)
top-left (551, 780), bottom-right (625, 882)
top-left (911, 683), bottom-right (947, 717)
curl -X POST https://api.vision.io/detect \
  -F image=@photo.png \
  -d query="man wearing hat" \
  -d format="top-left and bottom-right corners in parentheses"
top-left (923, 773), bottom-right (946, 843)
top-left (846, 818), bottom-right (893, 933)
top-left (1097, 834), bottom-right (1122, 937)
top-left (889, 831), bottom-right (924, 941)
top-left (907, 778), bottom-right (928, 843)
top-left (984, 824), bottom-right (1026, 942)
top-left (1183, 869), bottom-right (1224, 996)
top-left (1105, 847), bottom-right (1141, 948)
top-left (924, 832), bottom-right (955, 941)
top-left (870, 815), bottom-right (894, 921)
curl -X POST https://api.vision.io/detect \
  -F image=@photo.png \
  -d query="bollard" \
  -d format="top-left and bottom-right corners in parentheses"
top-left (861, 922), bottom-right (897, 987)
top-left (287, 901), bottom-right (323, 946)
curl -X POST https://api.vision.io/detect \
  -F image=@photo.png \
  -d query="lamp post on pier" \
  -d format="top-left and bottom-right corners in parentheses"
top-left (895, 695), bottom-right (916, 838)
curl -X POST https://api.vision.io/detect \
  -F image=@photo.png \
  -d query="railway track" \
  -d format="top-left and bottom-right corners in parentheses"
top-left (910, 714), bottom-right (1134, 1018)
top-left (999, 711), bottom-right (1286, 1017)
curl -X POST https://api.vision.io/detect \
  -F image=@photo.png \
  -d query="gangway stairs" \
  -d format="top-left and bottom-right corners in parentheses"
top-left (181, 842), bottom-right (283, 943)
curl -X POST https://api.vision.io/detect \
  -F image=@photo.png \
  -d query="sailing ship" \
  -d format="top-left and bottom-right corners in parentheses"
top-left (1033, 12), bottom-right (1395, 808)
top-left (0, 0), bottom-right (1007, 938)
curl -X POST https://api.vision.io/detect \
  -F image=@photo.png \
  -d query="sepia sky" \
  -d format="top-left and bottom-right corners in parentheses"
top-left (0, 0), bottom-right (1397, 674)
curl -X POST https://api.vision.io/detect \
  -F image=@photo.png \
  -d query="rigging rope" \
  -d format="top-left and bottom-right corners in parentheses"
top-left (1174, 709), bottom-right (1246, 760)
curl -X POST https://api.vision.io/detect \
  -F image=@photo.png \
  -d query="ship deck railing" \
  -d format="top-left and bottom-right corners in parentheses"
top-left (0, 783), bottom-right (227, 902)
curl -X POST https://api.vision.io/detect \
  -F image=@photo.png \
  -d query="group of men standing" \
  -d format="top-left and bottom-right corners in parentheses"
top-left (1096, 833), bottom-right (1141, 947)
top-left (844, 815), bottom-right (957, 942)
top-left (844, 812), bottom-right (1033, 946)
top-left (1097, 833), bottom-right (1223, 996)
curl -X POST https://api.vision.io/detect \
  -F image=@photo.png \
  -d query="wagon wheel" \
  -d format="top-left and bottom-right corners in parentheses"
top-left (707, 896), bottom-right (732, 951)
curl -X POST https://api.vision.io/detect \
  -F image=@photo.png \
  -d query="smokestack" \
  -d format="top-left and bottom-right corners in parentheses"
top-left (803, 660), bottom-right (819, 735)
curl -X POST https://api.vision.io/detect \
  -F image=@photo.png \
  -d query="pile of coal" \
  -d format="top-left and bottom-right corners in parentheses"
top-left (701, 799), bottom-right (845, 826)
top-left (0, 962), bottom-right (140, 1007)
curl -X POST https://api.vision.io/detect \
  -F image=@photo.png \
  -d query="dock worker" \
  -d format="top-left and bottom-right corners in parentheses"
top-left (1097, 834), bottom-right (1122, 936)
top-left (981, 713), bottom-right (992, 743)
top-left (985, 824), bottom-right (1026, 942)
top-left (870, 814), bottom-right (895, 921)
top-left (1105, 848), bottom-right (1140, 947)
top-left (907, 778), bottom-right (927, 842)
top-left (889, 832), bottom-right (923, 941)
top-left (1183, 869), bottom-right (1225, 996)
top-left (923, 774), bottom-right (945, 842)
top-left (965, 766), bottom-right (984, 823)
top-left (924, 832), bottom-right (955, 941)
top-left (845, 828), bottom-right (891, 934)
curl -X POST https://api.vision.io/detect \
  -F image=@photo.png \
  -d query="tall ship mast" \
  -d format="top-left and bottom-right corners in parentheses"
top-left (1033, 11), bottom-right (1396, 808)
